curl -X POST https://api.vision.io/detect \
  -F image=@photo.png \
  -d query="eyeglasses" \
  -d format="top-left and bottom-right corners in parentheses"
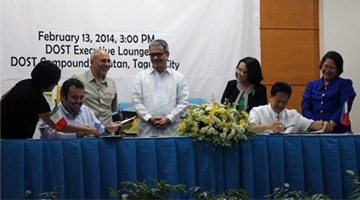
top-left (273, 96), bottom-right (288, 105)
top-left (236, 68), bottom-right (248, 73)
top-left (149, 52), bottom-right (167, 58)
top-left (322, 65), bottom-right (337, 71)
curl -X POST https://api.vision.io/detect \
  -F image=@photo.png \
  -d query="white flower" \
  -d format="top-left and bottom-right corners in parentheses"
top-left (238, 126), bottom-right (245, 134)
top-left (205, 105), bottom-right (212, 111)
top-left (200, 126), bottom-right (209, 134)
top-left (208, 127), bottom-right (215, 134)
top-left (227, 133), bottom-right (234, 139)
top-left (220, 132), bottom-right (227, 138)
top-left (212, 116), bottom-right (221, 123)
top-left (199, 110), bottom-right (204, 116)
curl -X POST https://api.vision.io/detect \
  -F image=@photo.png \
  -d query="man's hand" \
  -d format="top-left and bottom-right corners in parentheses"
top-left (87, 127), bottom-right (101, 137)
top-left (106, 121), bottom-right (122, 133)
top-left (78, 127), bottom-right (101, 137)
top-left (148, 117), bottom-right (170, 129)
top-left (76, 131), bottom-right (88, 138)
top-left (270, 121), bottom-right (284, 133)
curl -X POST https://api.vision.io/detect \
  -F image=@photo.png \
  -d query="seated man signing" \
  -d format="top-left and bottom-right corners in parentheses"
top-left (248, 82), bottom-right (332, 134)
top-left (40, 78), bottom-right (121, 138)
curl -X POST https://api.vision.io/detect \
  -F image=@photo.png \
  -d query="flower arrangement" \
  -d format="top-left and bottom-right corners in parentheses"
top-left (173, 100), bottom-right (258, 147)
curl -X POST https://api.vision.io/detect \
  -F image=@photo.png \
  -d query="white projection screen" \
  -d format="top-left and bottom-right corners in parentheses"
top-left (0, 0), bottom-right (260, 106)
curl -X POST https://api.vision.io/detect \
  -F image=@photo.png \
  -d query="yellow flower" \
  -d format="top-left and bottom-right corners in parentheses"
top-left (201, 104), bottom-right (206, 108)
top-left (220, 123), bottom-right (226, 129)
top-left (225, 122), bottom-right (232, 129)
top-left (191, 124), bottom-right (199, 132)
top-left (240, 120), bottom-right (246, 127)
top-left (242, 111), bottom-right (249, 119)
top-left (214, 100), bottom-right (218, 104)
top-left (194, 112), bottom-right (199, 118)
top-left (221, 112), bottom-right (227, 120)
top-left (203, 117), bottom-right (212, 124)
top-left (179, 122), bottom-right (187, 131)
top-left (215, 107), bottom-right (221, 113)
top-left (209, 110), bottom-right (216, 116)
top-left (187, 115), bottom-right (193, 121)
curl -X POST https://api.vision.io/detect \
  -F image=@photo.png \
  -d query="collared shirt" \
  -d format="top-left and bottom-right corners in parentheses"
top-left (302, 77), bottom-right (356, 133)
top-left (132, 67), bottom-right (189, 137)
top-left (249, 104), bottom-right (313, 134)
top-left (39, 102), bottom-right (109, 138)
top-left (72, 69), bottom-right (118, 125)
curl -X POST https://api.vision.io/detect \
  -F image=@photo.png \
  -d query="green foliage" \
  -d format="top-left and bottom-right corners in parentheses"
top-left (110, 179), bottom-right (250, 200)
top-left (20, 170), bottom-right (360, 200)
top-left (18, 185), bottom-right (62, 200)
top-left (109, 178), bottom-right (187, 199)
top-left (264, 183), bottom-right (330, 200)
top-left (346, 170), bottom-right (360, 200)
top-left (189, 186), bottom-right (249, 200)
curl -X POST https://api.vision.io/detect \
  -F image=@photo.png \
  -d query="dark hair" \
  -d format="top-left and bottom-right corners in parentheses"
top-left (235, 57), bottom-right (263, 84)
top-left (319, 51), bottom-right (343, 76)
top-left (270, 82), bottom-right (292, 98)
top-left (31, 61), bottom-right (61, 88)
top-left (149, 39), bottom-right (169, 52)
top-left (60, 78), bottom-right (84, 97)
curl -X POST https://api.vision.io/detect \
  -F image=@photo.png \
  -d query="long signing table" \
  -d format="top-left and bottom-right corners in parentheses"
top-left (1, 135), bottom-right (360, 199)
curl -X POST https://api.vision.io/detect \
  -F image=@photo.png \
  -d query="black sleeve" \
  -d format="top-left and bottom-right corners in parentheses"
top-left (221, 80), bottom-right (237, 104)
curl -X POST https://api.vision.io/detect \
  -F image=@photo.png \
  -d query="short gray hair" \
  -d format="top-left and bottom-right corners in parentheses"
top-left (149, 39), bottom-right (169, 52)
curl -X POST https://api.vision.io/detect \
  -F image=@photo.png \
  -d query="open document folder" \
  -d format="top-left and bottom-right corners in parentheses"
top-left (119, 106), bottom-right (138, 135)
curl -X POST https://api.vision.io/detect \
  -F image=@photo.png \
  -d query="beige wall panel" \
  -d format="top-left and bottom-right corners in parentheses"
top-left (261, 0), bottom-right (319, 29)
top-left (260, 29), bottom-right (320, 85)
top-left (260, 0), bottom-right (319, 116)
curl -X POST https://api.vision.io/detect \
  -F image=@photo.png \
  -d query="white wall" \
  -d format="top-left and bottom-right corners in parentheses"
top-left (319, 0), bottom-right (360, 133)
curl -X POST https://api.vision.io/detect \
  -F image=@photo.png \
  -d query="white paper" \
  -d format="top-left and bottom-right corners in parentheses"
top-left (121, 116), bottom-right (137, 124)
top-left (309, 129), bottom-right (325, 134)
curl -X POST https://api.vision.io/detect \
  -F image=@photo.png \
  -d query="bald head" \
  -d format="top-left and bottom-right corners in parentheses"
top-left (90, 49), bottom-right (111, 79)
top-left (90, 49), bottom-right (109, 61)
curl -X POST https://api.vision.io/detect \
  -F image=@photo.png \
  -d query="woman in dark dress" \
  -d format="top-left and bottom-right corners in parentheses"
top-left (1, 60), bottom-right (100, 139)
top-left (221, 57), bottom-right (267, 113)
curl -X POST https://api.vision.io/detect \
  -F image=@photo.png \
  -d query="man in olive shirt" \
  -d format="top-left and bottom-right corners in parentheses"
top-left (72, 49), bottom-right (118, 125)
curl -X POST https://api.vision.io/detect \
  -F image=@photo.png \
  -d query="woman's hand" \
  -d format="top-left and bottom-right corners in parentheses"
top-left (322, 121), bottom-right (333, 133)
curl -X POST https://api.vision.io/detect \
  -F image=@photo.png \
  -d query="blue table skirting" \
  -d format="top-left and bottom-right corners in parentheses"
top-left (1, 135), bottom-right (360, 199)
